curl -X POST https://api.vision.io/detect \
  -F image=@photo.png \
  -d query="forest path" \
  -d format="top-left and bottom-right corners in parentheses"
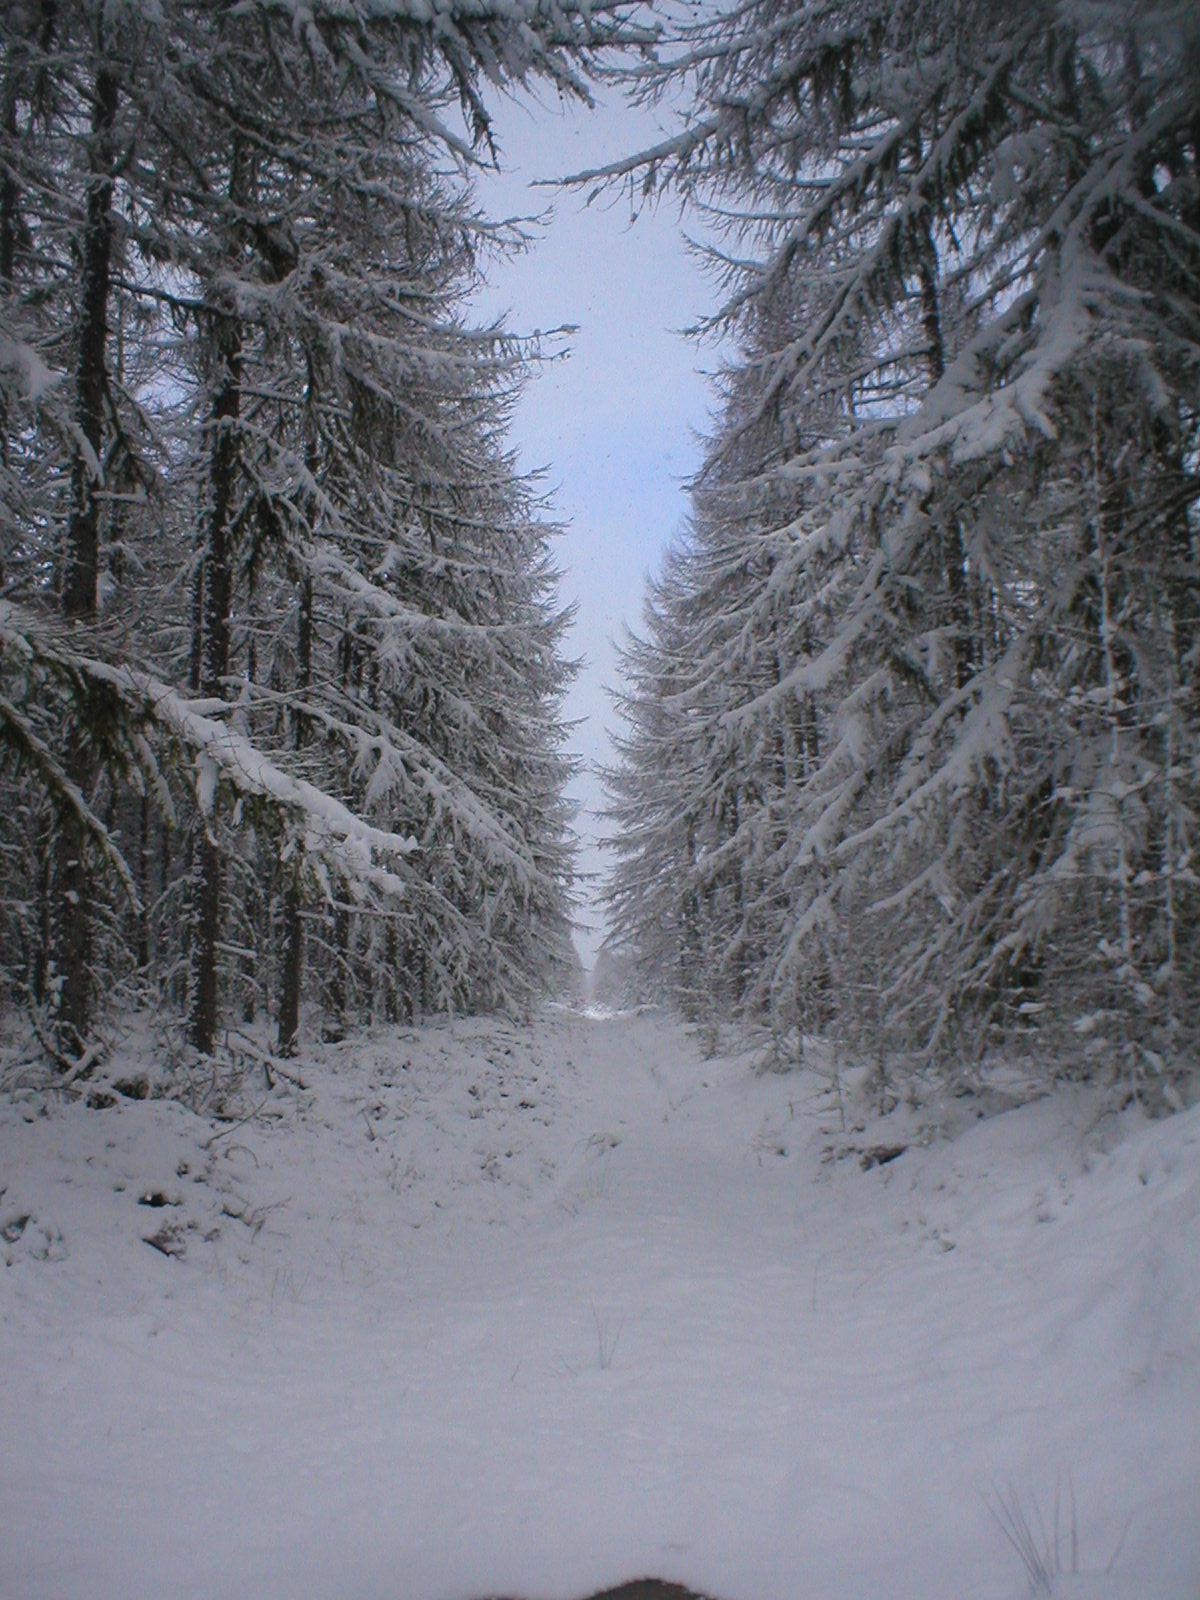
top-left (1, 1007), bottom-right (1196, 1600)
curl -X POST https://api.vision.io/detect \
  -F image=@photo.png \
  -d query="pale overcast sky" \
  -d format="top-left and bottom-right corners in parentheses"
top-left (471, 88), bottom-right (714, 966)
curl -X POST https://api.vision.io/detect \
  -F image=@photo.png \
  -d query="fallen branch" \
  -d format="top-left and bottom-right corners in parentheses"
top-left (229, 1030), bottom-right (309, 1091)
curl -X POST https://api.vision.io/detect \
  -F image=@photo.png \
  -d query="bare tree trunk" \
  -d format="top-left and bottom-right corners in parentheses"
top-left (135, 789), bottom-right (150, 972)
top-left (916, 215), bottom-right (973, 694)
top-left (277, 573), bottom-right (313, 1055)
top-left (189, 307), bottom-right (242, 1055)
top-left (63, 68), bottom-right (117, 622)
top-left (188, 557), bottom-right (203, 692)
top-left (51, 63), bottom-right (118, 1056)
top-left (33, 809), bottom-right (51, 1003)
top-left (0, 75), bottom-right (17, 291)
top-left (383, 919), bottom-right (399, 1023)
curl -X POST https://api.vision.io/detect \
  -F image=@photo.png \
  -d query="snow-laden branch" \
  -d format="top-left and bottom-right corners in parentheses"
top-left (0, 603), bottom-right (416, 901)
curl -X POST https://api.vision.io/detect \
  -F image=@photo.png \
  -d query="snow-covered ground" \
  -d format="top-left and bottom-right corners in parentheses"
top-left (1, 1007), bottom-right (1196, 1600)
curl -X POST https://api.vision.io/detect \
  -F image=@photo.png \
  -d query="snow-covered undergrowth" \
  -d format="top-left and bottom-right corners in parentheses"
top-left (1, 1008), bottom-right (1196, 1600)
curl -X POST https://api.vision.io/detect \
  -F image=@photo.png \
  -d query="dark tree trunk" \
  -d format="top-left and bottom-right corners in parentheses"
top-left (51, 64), bottom-right (117, 1057)
top-left (383, 920), bottom-right (399, 1023)
top-left (916, 216), bottom-right (973, 693)
top-left (241, 865), bottom-right (259, 1024)
top-left (189, 308), bottom-right (242, 1055)
top-left (135, 789), bottom-right (150, 971)
top-left (191, 830), bottom-right (222, 1053)
top-left (189, 558), bottom-right (204, 692)
top-left (0, 77), bottom-right (17, 290)
top-left (33, 810), bottom-right (51, 1003)
top-left (1, 63), bottom-right (20, 467)
top-left (51, 811), bottom-right (92, 1053)
top-left (277, 576), bottom-right (313, 1055)
top-left (63, 67), bottom-right (117, 622)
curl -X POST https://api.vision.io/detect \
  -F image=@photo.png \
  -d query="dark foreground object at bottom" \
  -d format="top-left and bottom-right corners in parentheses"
top-left (488, 1583), bottom-right (710, 1600)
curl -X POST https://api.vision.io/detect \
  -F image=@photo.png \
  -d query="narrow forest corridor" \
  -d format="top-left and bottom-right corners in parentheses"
top-left (2, 4), bottom-right (1197, 1597)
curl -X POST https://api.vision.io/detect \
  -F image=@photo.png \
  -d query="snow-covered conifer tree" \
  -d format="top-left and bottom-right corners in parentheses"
top-left (603, 0), bottom-right (1199, 1091)
top-left (0, 0), bottom-right (645, 1067)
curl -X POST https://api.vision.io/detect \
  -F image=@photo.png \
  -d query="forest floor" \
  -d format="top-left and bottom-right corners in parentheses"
top-left (0, 1005), bottom-right (1196, 1600)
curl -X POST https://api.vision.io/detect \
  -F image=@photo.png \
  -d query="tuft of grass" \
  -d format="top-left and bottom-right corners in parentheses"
top-left (591, 1301), bottom-right (624, 1370)
top-left (988, 1474), bottom-right (1135, 1595)
top-left (989, 1475), bottom-right (1078, 1595)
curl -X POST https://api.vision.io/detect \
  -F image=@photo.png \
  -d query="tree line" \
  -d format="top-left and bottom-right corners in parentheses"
top-left (601, 0), bottom-right (1199, 1102)
top-left (0, 0), bottom-right (646, 1071)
